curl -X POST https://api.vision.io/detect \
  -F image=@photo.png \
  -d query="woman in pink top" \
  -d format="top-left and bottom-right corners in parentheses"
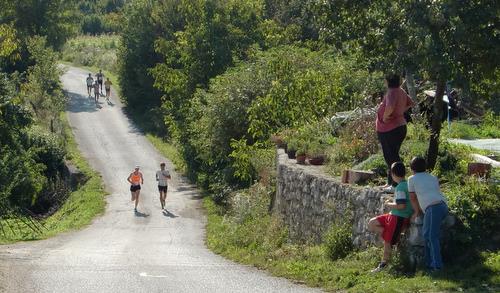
top-left (376, 74), bottom-right (414, 189)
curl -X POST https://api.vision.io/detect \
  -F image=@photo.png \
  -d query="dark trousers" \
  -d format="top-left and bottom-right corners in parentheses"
top-left (377, 125), bottom-right (407, 186)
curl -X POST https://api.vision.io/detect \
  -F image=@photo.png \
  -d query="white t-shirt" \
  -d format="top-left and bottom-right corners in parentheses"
top-left (408, 172), bottom-right (446, 212)
top-left (156, 170), bottom-right (170, 186)
top-left (86, 77), bottom-right (94, 86)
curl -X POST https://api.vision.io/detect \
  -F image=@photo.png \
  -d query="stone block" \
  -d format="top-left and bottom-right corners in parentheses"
top-left (63, 160), bottom-right (88, 190)
top-left (468, 162), bottom-right (492, 177)
top-left (341, 169), bottom-right (376, 184)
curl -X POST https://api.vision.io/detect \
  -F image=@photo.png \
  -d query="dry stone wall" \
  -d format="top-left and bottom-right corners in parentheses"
top-left (275, 149), bottom-right (386, 247)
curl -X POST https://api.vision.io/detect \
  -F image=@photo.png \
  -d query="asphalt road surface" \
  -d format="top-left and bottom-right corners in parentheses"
top-left (0, 66), bottom-right (320, 293)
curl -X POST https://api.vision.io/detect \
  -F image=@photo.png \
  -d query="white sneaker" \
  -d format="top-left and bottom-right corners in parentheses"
top-left (371, 262), bottom-right (387, 273)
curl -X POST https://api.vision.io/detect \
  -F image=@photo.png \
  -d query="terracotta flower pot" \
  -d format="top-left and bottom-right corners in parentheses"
top-left (308, 156), bottom-right (325, 165)
top-left (296, 154), bottom-right (306, 164)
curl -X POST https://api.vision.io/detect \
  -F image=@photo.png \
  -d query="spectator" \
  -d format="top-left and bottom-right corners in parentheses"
top-left (376, 74), bottom-right (414, 192)
top-left (409, 156), bottom-right (448, 272)
top-left (368, 162), bottom-right (413, 272)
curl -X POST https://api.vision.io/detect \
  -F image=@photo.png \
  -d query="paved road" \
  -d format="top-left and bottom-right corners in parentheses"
top-left (0, 66), bottom-right (319, 293)
top-left (449, 138), bottom-right (500, 153)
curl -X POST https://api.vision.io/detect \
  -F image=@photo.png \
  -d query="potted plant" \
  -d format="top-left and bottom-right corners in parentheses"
top-left (307, 142), bottom-right (327, 165)
top-left (286, 139), bottom-right (298, 159)
top-left (296, 148), bottom-right (307, 164)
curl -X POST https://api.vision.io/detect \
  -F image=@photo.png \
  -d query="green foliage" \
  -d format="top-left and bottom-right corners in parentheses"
top-left (21, 36), bottom-right (66, 133)
top-left (117, 0), bottom-right (162, 130)
top-left (24, 126), bottom-right (66, 178)
top-left (78, 0), bottom-right (125, 34)
top-left (247, 47), bottom-right (382, 140)
top-left (444, 178), bottom-right (500, 249)
top-left (444, 113), bottom-right (500, 139)
top-left (0, 0), bottom-right (78, 54)
top-left (0, 114), bottom-right (106, 243)
top-left (324, 223), bottom-right (354, 261)
top-left (205, 183), bottom-right (288, 255)
top-left (62, 35), bottom-right (120, 74)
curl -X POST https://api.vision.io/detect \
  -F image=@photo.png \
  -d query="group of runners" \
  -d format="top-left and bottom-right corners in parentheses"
top-left (85, 69), bottom-right (113, 105)
top-left (127, 163), bottom-right (171, 212)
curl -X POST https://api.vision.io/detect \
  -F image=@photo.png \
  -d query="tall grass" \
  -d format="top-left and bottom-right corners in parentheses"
top-left (61, 35), bottom-right (120, 74)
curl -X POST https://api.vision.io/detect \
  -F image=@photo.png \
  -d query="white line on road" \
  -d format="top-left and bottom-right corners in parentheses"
top-left (139, 272), bottom-right (168, 278)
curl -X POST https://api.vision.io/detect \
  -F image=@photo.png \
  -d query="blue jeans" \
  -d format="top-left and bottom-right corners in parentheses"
top-left (423, 202), bottom-right (448, 269)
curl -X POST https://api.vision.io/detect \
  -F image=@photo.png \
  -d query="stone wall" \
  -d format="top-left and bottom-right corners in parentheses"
top-left (275, 149), bottom-right (386, 247)
top-left (274, 148), bottom-right (455, 269)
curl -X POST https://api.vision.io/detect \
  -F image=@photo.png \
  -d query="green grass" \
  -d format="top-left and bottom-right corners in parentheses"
top-left (0, 114), bottom-right (106, 244)
top-left (443, 114), bottom-right (500, 139)
top-left (204, 196), bottom-right (500, 292)
top-left (146, 134), bottom-right (187, 175)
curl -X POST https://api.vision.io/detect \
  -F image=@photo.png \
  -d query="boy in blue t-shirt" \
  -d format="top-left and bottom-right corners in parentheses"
top-left (368, 161), bottom-right (414, 272)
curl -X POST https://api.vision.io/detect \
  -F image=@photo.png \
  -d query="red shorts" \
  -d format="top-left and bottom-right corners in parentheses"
top-left (376, 214), bottom-right (409, 245)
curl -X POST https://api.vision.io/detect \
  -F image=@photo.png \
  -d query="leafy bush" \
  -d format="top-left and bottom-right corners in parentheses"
top-left (323, 222), bottom-right (354, 260)
top-left (24, 126), bottom-right (66, 178)
top-left (62, 35), bottom-right (120, 73)
top-left (444, 178), bottom-right (500, 249)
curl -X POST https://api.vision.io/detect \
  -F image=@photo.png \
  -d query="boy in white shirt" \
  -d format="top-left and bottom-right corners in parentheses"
top-left (156, 162), bottom-right (171, 210)
top-left (408, 156), bottom-right (448, 271)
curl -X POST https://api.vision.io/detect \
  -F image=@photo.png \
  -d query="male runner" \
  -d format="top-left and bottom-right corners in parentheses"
top-left (156, 162), bottom-right (171, 210)
top-left (86, 73), bottom-right (94, 96)
top-left (127, 166), bottom-right (144, 212)
top-left (104, 77), bottom-right (112, 102)
top-left (96, 70), bottom-right (104, 94)
top-left (93, 80), bottom-right (100, 104)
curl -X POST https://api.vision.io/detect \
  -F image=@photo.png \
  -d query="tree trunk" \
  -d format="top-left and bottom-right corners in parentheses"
top-left (426, 80), bottom-right (446, 170)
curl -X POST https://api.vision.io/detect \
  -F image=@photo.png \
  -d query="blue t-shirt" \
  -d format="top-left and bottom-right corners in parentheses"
top-left (390, 180), bottom-right (413, 218)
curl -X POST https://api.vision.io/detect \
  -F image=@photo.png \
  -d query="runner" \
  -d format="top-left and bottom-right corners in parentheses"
top-left (93, 80), bottom-right (100, 105)
top-left (86, 73), bottom-right (94, 96)
top-left (104, 77), bottom-right (112, 102)
top-left (96, 69), bottom-right (104, 94)
top-left (127, 166), bottom-right (144, 212)
top-left (156, 162), bottom-right (171, 210)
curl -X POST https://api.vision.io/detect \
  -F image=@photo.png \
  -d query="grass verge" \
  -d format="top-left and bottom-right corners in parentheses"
top-left (146, 134), bottom-right (187, 175)
top-left (0, 114), bottom-right (106, 244)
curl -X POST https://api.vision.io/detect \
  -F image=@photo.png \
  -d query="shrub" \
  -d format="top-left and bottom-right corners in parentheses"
top-left (444, 178), bottom-right (500, 247)
top-left (324, 222), bottom-right (354, 260)
top-left (24, 126), bottom-right (66, 178)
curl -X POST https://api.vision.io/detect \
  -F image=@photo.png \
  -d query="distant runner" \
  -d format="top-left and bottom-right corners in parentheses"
top-left (104, 77), bottom-right (112, 102)
top-left (96, 69), bottom-right (104, 94)
top-left (156, 162), bottom-right (171, 210)
top-left (86, 73), bottom-right (94, 96)
top-left (93, 80), bottom-right (100, 104)
top-left (127, 165), bottom-right (144, 212)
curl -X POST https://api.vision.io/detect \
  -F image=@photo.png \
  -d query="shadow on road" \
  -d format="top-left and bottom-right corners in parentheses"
top-left (162, 209), bottom-right (178, 218)
top-left (66, 92), bottom-right (99, 113)
top-left (134, 210), bottom-right (149, 218)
